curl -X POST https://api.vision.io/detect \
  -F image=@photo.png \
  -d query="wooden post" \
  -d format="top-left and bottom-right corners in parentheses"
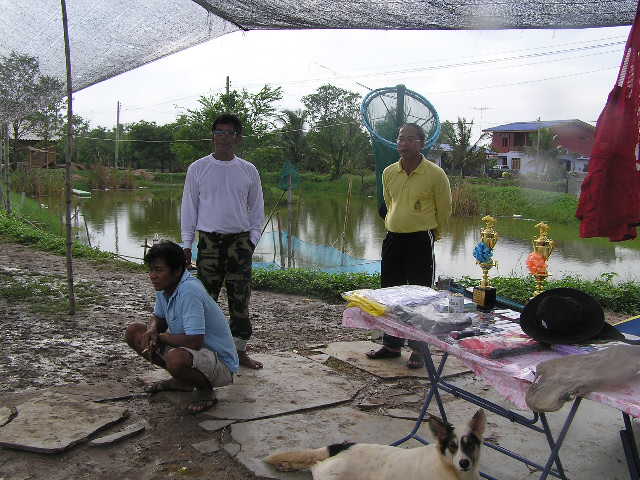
top-left (60, 0), bottom-right (76, 314)
top-left (276, 213), bottom-right (285, 269)
top-left (115, 100), bottom-right (120, 169)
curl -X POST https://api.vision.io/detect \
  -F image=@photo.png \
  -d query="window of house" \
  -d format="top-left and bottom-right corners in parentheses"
top-left (513, 132), bottom-right (527, 147)
top-left (501, 136), bottom-right (508, 147)
top-left (512, 158), bottom-right (521, 170)
top-left (500, 157), bottom-right (508, 166)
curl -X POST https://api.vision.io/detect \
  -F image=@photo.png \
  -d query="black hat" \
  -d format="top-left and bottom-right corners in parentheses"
top-left (520, 288), bottom-right (624, 345)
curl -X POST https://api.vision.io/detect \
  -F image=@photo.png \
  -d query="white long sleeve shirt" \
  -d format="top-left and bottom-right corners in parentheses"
top-left (180, 154), bottom-right (265, 248)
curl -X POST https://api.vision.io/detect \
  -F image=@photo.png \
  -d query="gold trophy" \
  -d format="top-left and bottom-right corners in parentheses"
top-left (473, 215), bottom-right (498, 311)
top-left (530, 222), bottom-right (555, 297)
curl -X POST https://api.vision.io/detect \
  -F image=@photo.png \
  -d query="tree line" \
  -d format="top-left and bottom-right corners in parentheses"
top-left (1, 50), bottom-right (497, 179)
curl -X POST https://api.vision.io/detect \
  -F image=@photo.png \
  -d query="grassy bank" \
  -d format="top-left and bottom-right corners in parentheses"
top-left (0, 210), bottom-right (144, 272)
top-left (252, 267), bottom-right (640, 315)
top-left (252, 268), bottom-right (380, 303)
top-left (451, 181), bottom-right (579, 224)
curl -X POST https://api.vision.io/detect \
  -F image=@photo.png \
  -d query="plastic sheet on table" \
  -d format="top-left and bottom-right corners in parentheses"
top-left (342, 285), bottom-right (445, 316)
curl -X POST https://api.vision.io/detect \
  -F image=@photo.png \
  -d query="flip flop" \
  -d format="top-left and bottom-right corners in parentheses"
top-left (186, 391), bottom-right (218, 415)
top-left (144, 379), bottom-right (194, 394)
top-left (366, 346), bottom-right (402, 360)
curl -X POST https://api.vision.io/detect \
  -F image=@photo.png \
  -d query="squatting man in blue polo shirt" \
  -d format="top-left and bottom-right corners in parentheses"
top-left (125, 241), bottom-right (239, 414)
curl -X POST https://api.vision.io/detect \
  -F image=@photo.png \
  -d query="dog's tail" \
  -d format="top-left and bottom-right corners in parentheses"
top-left (264, 442), bottom-right (355, 471)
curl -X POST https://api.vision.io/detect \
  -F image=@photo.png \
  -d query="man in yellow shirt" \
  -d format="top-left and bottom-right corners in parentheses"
top-left (367, 123), bottom-right (452, 369)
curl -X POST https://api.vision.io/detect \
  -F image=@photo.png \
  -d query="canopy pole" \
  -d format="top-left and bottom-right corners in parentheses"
top-left (60, 0), bottom-right (76, 314)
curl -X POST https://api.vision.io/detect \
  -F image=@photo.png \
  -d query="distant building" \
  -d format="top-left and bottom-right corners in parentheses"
top-left (425, 143), bottom-right (453, 169)
top-left (483, 119), bottom-right (594, 174)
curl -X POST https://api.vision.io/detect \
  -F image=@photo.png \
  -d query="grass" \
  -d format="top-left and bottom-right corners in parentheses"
top-left (457, 273), bottom-right (640, 315)
top-left (252, 268), bottom-right (380, 303)
top-left (451, 182), bottom-right (580, 224)
top-left (0, 209), bottom-right (145, 272)
top-left (251, 267), bottom-right (640, 315)
top-left (0, 270), bottom-right (106, 313)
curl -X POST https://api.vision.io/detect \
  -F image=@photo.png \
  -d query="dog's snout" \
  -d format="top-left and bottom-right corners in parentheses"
top-left (459, 459), bottom-right (470, 470)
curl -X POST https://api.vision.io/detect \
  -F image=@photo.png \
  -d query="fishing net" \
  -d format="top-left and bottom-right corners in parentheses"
top-left (0, 1), bottom-right (635, 97)
top-left (361, 85), bottom-right (440, 209)
top-left (277, 160), bottom-right (300, 191)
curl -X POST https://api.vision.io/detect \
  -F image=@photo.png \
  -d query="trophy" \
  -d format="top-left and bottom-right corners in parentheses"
top-left (527, 222), bottom-right (555, 297)
top-left (473, 215), bottom-right (498, 311)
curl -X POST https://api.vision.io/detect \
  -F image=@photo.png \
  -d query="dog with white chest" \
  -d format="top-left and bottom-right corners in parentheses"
top-left (264, 409), bottom-right (486, 480)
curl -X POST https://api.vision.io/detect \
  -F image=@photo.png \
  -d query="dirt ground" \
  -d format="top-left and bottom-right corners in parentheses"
top-left (0, 241), bottom-right (371, 480)
top-left (0, 241), bottom-right (629, 480)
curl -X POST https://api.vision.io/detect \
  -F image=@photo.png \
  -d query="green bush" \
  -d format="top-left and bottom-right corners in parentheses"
top-left (252, 268), bottom-right (380, 303)
top-left (457, 273), bottom-right (640, 315)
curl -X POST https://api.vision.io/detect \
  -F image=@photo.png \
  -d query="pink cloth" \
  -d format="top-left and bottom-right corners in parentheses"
top-left (343, 307), bottom-right (640, 417)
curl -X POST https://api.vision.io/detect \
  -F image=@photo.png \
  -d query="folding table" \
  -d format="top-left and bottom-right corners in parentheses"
top-left (343, 307), bottom-right (640, 480)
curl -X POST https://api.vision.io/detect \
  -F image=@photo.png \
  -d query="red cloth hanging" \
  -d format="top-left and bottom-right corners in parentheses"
top-left (576, 3), bottom-right (640, 242)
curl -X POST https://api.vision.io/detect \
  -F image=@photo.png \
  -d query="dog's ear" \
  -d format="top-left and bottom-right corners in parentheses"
top-left (469, 409), bottom-right (486, 437)
top-left (429, 415), bottom-right (453, 442)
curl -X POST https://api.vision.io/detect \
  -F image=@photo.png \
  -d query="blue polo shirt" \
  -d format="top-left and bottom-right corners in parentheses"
top-left (153, 270), bottom-right (239, 373)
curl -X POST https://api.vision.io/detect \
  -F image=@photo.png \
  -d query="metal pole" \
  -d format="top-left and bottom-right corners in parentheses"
top-left (60, 0), bottom-right (76, 315)
top-left (115, 100), bottom-right (120, 169)
top-left (396, 84), bottom-right (406, 134)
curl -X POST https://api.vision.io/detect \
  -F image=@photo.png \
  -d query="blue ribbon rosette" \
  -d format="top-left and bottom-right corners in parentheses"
top-left (473, 241), bottom-right (493, 264)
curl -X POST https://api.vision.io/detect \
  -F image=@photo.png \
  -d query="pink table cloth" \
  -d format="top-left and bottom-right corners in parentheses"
top-left (343, 307), bottom-right (640, 417)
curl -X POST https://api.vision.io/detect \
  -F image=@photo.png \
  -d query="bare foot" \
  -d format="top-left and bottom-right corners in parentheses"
top-left (238, 351), bottom-right (263, 369)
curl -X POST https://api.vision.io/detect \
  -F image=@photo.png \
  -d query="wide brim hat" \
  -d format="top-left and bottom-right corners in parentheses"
top-left (520, 287), bottom-right (623, 345)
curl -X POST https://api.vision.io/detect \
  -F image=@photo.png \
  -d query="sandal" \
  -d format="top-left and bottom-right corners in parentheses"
top-left (186, 391), bottom-right (218, 415)
top-left (366, 346), bottom-right (401, 360)
top-left (144, 378), bottom-right (194, 394)
top-left (406, 352), bottom-right (424, 370)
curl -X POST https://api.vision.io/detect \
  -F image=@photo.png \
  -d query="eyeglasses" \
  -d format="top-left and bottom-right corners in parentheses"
top-left (213, 130), bottom-right (237, 137)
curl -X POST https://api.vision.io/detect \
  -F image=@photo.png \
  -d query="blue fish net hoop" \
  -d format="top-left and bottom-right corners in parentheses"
top-left (361, 86), bottom-right (440, 152)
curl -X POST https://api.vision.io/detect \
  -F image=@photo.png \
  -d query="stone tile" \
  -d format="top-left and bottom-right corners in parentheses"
top-left (201, 353), bottom-right (364, 421)
top-left (0, 392), bottom-right (127, 453)
top-left (198, 419), bottom-right (235, 432)
top-left (0, 406), bottom-right (17, 427)
top-left (322, 341), bottom-right (470, 379)
top-left (229, 406), bottom-right (426, 479)
top-left (224, 442), bottom-right (241, 457)
top-left (307, 353), bottom-right (330, 363)
top-left (192, 438), bottom-right (220, 454)
top-left (89, 421), bottom-right (146, 446)
top-left (47, 382), bottom-right (135, 402)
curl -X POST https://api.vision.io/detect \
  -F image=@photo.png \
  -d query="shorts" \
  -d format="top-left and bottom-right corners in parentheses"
top-left (158, 344), bottom-right (233, 388)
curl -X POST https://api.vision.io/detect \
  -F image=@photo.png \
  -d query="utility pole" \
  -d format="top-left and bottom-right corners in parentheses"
top-left (226, 76), bottom-right (230, 96)
top-left (472, 106), bottom-right (492, 132)
top-left (115, 101), bottom-right (120, 169)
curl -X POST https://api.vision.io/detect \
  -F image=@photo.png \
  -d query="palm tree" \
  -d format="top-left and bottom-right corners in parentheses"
top-left (279, 109), bottom-right (309, 167)
top-left (440, 118), bottom-right (488, 177)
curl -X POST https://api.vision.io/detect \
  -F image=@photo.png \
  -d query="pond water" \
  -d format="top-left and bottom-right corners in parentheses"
top-left (39, 187), bottom-right (640, 281)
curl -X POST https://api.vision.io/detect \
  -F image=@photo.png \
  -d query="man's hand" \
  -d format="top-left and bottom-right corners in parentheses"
top-left (141, 328), bottom-right (159, 358)
top-left (183, 248), bottom-right (192, 267)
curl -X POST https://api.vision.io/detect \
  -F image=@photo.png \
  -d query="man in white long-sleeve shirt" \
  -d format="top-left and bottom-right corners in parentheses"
top-left (181, 113), bottom-right (265, 369)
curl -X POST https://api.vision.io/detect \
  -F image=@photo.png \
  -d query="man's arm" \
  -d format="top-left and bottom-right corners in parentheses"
top-left (247, 168), bottom-right (265, 248)
top-left (433, 170), bottom-right (452, 240)
top-left (181, 164), bottom-right (199, 259)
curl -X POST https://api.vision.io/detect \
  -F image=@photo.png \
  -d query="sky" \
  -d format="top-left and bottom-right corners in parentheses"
top-left (72, 26), bottom-right (631, 141)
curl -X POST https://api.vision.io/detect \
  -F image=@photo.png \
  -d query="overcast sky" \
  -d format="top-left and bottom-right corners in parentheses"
top-left (73, 26), bottom-right (630, 140)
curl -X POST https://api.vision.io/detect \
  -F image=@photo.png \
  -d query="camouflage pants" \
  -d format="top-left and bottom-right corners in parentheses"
top-left (196, 231), bottom-right (254, 351)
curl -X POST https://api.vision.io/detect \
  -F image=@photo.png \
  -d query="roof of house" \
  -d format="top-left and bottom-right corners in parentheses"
top-left (483, 119), bottom-right (595, 133)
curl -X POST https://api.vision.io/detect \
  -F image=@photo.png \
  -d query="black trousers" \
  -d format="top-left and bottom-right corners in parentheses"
top-left (381, 230), bottom-right (435, 350)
